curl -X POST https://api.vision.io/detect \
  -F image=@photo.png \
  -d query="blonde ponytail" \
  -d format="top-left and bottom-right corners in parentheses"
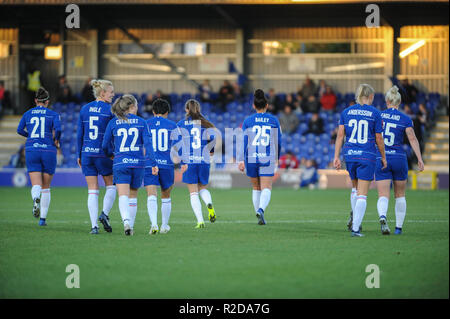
top-left (355, 84), bottom-right (375, 105)
top-left (111, 94), bottom-right (137, 121)
top-left (90, 79), bottom-right (113, 99)
top-left (385, 85), bottom-right (401, 106)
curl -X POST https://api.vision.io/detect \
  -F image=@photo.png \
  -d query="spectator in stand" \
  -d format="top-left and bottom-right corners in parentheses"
top-left (330, 127), bottom-right (338, 144)
top-left (418, 103), bottom-right (429, 129)
top-left (218, 80), bottom-right (234, 111)
top-left (233, 82), bottom-right (244, 102)
top-left (8, 144), bottom-right (26, 168)
top-left (293, 92), bottom-right (304, 114)
top-left (267, 88), bottom-right (282, 114)
top-left (401, 79), bottom-right (419, 104)
top-left (320, 86), bottom-right (337, 112)
top-left (305, 112), bottom-right (324, 135)
top-left (299, 76), bottom-right (317, 99)
top-left (300, 159), bottom-right (319, 188)
top-left (303, 95), bottom-right (320, 113)
top-left (81, 77), bottom-right (95, 103)
top-left (317, 80), bottom-right (327, 98)
top-left (0, 80), bottom-right (13, 115)
top-left (143, 92), bottom-right (154, 113)
top-left (56, 75), bottom-right (74, 104)
top-left (299, 157), bottom-right (307, 169)
top-left (279, 104), bottom-right (300, 134)
top-left (199, 79), bottom-right (213, 103)
top-left (279, 151), bottom-right (300, 170)
top-left (285, 94), bottom-right (295, 110)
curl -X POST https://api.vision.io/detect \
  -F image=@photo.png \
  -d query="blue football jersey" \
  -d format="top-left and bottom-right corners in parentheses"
top-left (77, 100), bottom-right (114, 158)
top-left (102, 114), bottom-right (154, 168)
top-left (146, 116), bottom-right (178, 168)
top-left (17, 106), bottom-right (61, 152)
top-left (176, 116), bottom-right (216, 164)
top-left (339, 103), bottom-right (383, 162)
top-left (241, 112), bottom-right (282, 164)
top-left (378, 108), bottom-right (413, 158)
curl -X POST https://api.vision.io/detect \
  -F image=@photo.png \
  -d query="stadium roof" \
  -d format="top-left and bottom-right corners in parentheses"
top-left (0, 0), bottom-right (448, 4)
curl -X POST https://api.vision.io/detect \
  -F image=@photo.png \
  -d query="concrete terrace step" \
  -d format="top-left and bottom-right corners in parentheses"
top-left (423, 164), bottom-right (449, 173)
top-left (436, 121), bottom-right (449, 129)
top-left (424, 153), bottom-right (449, 161)
top-left (425, 143), bottom-right (449, 151)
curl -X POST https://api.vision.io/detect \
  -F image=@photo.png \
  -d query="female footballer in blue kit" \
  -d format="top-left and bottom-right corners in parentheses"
top-left (375, 86), bottom-right (424, 235)
top-left (238, 89), bottom-right (282, 225)
top-left (177, 99), bottom-right (217, 229)
top-left (102, 95), bottom-right (158, 236)
top-left (144, 98), bottom-right (178, 235)
top-left (17, 87), bottom-right (61, 226)
top-left (77, 79), bottom-right (116, 234)
top-left (334, 84), bottom-right (387, 237)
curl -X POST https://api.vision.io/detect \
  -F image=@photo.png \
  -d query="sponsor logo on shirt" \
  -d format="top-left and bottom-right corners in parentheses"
top-left (347, 150), bottom-right (363, 155)
top-left (122, 158), bottom-right (139, 164)
top-left (84, 147), bottom-right (100, 153)
top-left (386, 150), bottom-right (397, 154)
top-left (33, 143), bottom-right (48, 148)
top-left (252, 152), bottom-right (268, 158)
top-left (156, 159), bottom-right (168, 165)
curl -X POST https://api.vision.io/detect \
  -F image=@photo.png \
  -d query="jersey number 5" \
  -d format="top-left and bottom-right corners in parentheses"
top-left (383, 122), bottom-right (396, 146)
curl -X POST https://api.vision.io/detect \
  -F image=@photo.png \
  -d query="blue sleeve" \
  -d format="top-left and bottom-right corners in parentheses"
top-left (405, 116), bottom-right (413, 128)
top-left (144, 122), bottom-right (156, 167)
top-left (375, 110), bottom-right (383, 133)
top-left (17, 114), bottom-right (28, 137)
top-left (53, 113), bottom-right (62, 142)
top-left (77, 111), bottom-right (84, 158)
top-left (102, 120), bottom-right (113, 157)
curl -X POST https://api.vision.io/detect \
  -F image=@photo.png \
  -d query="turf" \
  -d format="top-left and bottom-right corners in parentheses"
top-left (0, 187), bottom-right (448, 299)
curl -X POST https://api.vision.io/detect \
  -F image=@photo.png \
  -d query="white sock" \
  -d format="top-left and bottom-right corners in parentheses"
top-left (258, 188), bottom-right (271, 212)
top-left (31, 185), bottom-right (41, 201)
top-left (252, 190), bottom-right (261, 213)
top-left (377, 196), bottom-right (389, 219)
top-left (40, 189), bottom-right (51, 219)
top-left (199, 189), bottom-right (213, 206)
top-left (147, 195), bottom-right (158, 227)
top-left (190, 192), bottom-right (204, 223)
top-left (395, 197), bottom-right (407, 229)
top-left (161, 198), bottom-right (171, 228)
top-left (88, 189), bottom-right (99, 228)
top-left (102, 185), bottom-right (116, 216)
top-left (129, 198), bottom-right (137, 229)
top-left (350, 188), bottom-right (357, 212)
top-left (352, 195), bottom-right (367, 232)
top-left (118, 195), bottom-right (130, 224)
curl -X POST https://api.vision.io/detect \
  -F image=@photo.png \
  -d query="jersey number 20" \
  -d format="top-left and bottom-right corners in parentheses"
top-left (348, 119), bottom-right (369, 144)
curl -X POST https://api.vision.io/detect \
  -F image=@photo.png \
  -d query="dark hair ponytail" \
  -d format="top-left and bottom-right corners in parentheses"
top-left (253, 89), bottom-right (267, 110)
top-left (35, 87), bottom-right (49, 103)
top-left (185, 99), bottom-right (214, 129)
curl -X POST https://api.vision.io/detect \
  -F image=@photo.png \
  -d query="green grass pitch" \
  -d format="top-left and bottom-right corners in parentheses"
top-left (0, 187), bottom-right (448, 298)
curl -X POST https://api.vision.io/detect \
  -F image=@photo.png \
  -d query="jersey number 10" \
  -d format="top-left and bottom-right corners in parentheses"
top-left (150, 129), bottom-right (169, 152)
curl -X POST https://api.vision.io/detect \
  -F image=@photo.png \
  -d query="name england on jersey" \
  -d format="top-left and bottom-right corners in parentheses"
top-left (381, 113), bottom-right (401, 121)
